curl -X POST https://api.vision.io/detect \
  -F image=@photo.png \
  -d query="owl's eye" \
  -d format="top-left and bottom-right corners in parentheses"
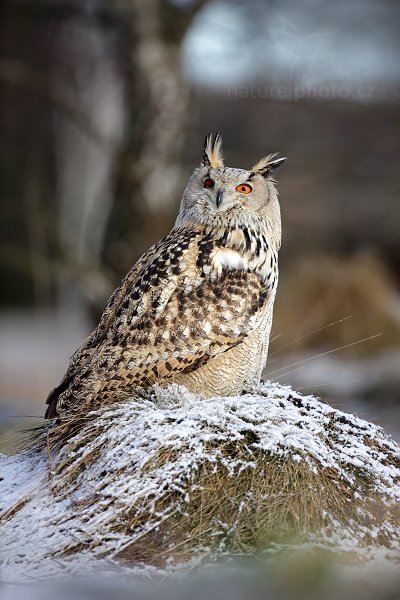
top-left (204, 177), bottom-right (214, 189)
top-left (236, 183), bottom-right (252, 194)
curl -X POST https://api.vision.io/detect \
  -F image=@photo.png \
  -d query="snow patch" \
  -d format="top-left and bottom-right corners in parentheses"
top-left (1, 381), bottom-right (400, 582)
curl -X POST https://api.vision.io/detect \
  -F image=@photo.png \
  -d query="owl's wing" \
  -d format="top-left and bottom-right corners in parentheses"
top-left (96, 229), bottom-right (269, 388)
top-left (103, 266), bottom-right (267, 385)
top-left (45, 234), bottom-right (171, 417)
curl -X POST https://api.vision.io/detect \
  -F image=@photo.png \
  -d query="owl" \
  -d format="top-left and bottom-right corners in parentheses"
top-left (46, 134), bottom-right (286, 419)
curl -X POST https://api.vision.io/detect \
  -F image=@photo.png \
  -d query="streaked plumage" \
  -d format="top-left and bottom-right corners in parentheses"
top-left (46, 134), bottom-right (286, 419)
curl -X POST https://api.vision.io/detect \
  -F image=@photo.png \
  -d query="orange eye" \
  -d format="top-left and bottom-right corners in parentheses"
top-left (236, 183), bottom-right (252, 194)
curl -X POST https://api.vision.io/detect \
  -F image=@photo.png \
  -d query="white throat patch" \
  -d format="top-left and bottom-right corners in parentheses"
top-left (212, 248), bottom-right (249, 273)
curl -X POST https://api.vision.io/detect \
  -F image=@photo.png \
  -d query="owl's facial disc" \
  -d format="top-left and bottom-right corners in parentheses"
top-left (207, 186), bottom-right (240, 213)
top-left (200, 168), bottom-right (254, 213)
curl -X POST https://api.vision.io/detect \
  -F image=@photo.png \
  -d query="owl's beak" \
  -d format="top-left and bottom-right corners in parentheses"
top-left (216, 189), bottom-right (224, 209)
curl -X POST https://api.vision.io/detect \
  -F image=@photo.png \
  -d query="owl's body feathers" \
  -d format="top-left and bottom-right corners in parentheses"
top-left (46, 135), bottom-right (285, 419)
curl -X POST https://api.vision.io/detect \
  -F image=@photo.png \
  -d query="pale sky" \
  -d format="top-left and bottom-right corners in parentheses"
top-left (182, 0), bottom-right (400, 98)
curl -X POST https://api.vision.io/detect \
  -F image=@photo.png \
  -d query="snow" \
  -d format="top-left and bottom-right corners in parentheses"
top-left (1, 381), bottom-right (400, 583)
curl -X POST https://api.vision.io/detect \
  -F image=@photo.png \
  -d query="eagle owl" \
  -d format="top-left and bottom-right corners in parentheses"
top-left (46, 134), bottom-right (286, 419)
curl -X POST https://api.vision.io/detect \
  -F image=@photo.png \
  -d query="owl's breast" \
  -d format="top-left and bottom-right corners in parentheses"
top-left (186, 225), bottom-right (278, 293)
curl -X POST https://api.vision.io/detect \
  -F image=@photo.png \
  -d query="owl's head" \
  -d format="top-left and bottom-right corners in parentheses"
top-left (176, 133), bottom-right (286, 247)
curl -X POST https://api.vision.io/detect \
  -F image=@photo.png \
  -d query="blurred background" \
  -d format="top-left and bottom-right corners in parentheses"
top-left (1, 0), bottom-right (399, 437)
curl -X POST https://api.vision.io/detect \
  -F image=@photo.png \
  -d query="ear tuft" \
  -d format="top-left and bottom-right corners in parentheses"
top-left (250, 153), bottom-right (287, 177)
top-left (202, 132), bottom-right (224, 168)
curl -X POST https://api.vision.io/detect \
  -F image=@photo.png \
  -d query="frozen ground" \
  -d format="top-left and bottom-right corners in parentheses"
top-left (1, 382), bottom-right (400, 583)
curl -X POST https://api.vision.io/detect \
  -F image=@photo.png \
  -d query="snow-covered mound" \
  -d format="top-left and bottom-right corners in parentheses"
top-left (1, 382), bottom-right (400, 582)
